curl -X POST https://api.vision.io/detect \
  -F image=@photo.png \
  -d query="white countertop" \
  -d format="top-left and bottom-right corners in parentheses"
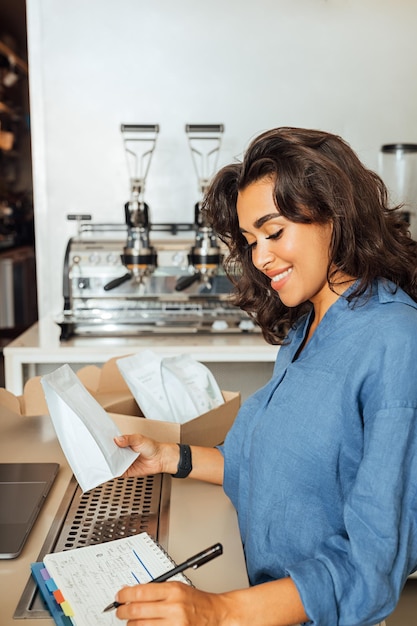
top-left (3, 316), bottom-right (279, 394)
top-left (5, 315), bottom-right (277, 360)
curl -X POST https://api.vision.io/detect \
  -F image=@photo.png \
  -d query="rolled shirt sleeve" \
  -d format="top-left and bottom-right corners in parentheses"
top-left (287, 404), bottom-right (417, 625)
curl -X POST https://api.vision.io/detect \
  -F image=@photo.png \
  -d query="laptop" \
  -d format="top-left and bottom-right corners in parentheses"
top-left (0, 462), bottom-right (59, 559)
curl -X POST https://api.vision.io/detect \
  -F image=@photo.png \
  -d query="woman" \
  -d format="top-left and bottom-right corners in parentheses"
top-left (115, 127), bottom-right (417, 625)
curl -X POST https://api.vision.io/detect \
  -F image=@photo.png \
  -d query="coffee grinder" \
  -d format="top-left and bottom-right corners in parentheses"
top-left (175, 124), bottom-right (224, 291)
top-left (379, 143), bottom-right (417, 240)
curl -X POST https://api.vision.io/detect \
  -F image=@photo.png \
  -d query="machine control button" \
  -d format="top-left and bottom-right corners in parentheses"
top-left (106, 253), bottom-right (119, 265)
top-left (88, 253), bottom-right (101, 264)
top-left (77, 278), bottom-right (90, 290)
top-left (239, 319), bottom-right (255, 331)
top-left (172, 251), bottom-right (186, 266)
top-left (212, 320), bottom-right (229, 331)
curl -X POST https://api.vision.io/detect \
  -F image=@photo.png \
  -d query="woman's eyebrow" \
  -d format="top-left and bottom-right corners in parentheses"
top-left (239, 212), bottom-right (281, 233)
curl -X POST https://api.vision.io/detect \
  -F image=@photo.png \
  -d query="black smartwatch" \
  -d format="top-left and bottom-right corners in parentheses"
top-left (171, 444), bottom-right (193, 478)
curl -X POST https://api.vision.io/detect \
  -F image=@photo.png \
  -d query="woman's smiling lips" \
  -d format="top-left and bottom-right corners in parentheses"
top-left (266, 267), bottom-right (293, 291)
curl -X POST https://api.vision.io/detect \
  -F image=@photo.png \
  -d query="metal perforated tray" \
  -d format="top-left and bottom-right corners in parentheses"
top-left (54, 474), bottom-right (162, 550)
top-left (14, 473), bottom-right (171, 620)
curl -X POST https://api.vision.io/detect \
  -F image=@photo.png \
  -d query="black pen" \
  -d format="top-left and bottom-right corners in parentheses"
top-left (103, 542), bottom-right (223, 612)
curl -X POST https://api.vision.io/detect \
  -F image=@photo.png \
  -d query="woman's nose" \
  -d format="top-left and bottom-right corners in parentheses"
top-left (252, 240), bottom-right (275, 271)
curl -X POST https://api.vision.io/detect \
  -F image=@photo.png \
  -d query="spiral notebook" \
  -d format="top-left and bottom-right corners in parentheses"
top-left (31, 532), bottom-right (190, 626)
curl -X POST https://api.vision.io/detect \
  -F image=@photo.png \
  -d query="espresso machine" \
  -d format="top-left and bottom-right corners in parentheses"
top-left (57, 124), bottom-right (256, 339)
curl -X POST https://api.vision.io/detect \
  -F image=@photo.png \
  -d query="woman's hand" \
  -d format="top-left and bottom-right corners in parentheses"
top-left (115, 434), bottom-right (179, 477)
top-left (115, 578), bottom-right (308, 625)
top-left (115, 435), bottom-right (225, 485)
top-left (115, 582), bottom-right (232, 626)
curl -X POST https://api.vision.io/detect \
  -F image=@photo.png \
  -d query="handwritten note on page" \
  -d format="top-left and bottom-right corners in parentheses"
top-left (43, 532), bottom-right (189, 626)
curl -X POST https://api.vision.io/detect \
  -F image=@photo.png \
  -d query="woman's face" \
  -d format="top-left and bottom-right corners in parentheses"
top-left (236, 178), bottom-right (339, 314)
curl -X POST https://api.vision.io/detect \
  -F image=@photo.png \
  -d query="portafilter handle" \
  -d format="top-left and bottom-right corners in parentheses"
top-left (174, 273), bottom-right (202, 291)
top-left (103, 273), bottom-right (132, 291)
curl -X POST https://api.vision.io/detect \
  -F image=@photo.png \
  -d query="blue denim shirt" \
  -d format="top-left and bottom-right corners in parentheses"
top-left (221, 280), bottom-right (417, 626)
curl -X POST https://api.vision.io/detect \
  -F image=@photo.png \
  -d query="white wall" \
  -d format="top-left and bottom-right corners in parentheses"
top-left (26, 0), bottom-right (417, 319)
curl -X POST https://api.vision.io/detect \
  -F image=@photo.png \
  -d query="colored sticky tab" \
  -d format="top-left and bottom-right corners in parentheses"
top-left (60, 600), bottom-right (74, 617)
top-left (45, 578), bottom-right (58, 592)
top-left (31, 562), bottom-right (74, 626)
top-left (40, 567), bottom-right (50, 581)
top-left (53, 589), bottom-right (65, 604)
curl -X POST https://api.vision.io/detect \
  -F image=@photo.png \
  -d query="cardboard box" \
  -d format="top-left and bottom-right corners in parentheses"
top-left (0, 357), bottom-right (241, 447)
top-left (109, 391), bottom-right (240, 446)
top-left (0, 376), bottom-right (49, 416)
top-left (77, 357), bottom-right (241, 446)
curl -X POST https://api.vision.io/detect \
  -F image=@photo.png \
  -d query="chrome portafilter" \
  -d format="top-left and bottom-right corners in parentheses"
top-left (175, 226), bottom-right (222, 291)
top-left (121, 226), bottom-right (157, 284)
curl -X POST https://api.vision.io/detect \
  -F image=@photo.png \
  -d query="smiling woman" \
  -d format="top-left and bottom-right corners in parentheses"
top-left (204, 127), bottom-right (417, 345)
top-left (236, 179), bottom-right (340, 332)
top-left (112, 127), bottom-right (417, 626)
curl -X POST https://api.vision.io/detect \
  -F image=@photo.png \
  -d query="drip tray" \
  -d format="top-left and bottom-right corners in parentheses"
top-left (14, 473), bottom-right (171, 620)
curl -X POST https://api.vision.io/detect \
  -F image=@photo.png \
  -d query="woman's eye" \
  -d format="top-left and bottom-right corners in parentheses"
top-left (266, 229), bottom-right (283, 241)
top-left (243, 229), bottom-right (283, 251)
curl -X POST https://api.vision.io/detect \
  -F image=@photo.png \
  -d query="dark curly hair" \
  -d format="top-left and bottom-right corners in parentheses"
top-left (202, 127), bottom-right (417, 344)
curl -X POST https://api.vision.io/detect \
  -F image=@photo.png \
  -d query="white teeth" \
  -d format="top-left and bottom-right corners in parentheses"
top-left (271, 268), bottom-right (292, 282)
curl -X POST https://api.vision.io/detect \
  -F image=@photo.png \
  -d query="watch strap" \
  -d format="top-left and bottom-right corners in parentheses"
top-left (171, 443), bottom-right (192, 478)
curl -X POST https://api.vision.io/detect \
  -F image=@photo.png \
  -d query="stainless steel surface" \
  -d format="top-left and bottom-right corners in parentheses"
top-left (14, 473), bottom-right (171, 620)
top-left (53, 474), bottom-right (165, 551)
top-left (121, 124), bottom-right (159, 193)
top-left (0, 256), bottom-right (14, 326)
top-left (185, 124), bottom-right (224, 196)
top-left (57, 227), bottom-right (257, 339)
top-left (183, 124), bottom-right (224, 285)
top-left (0, 246), bottom-right (37, 329)
top-left (379, 143), bottom-right (417, 239)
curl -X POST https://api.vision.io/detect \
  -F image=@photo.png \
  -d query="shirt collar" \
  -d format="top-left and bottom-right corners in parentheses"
top-left (377, 278), bottom-right (417, 309)
top-left (292, 278), bottom-right (417, 351)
